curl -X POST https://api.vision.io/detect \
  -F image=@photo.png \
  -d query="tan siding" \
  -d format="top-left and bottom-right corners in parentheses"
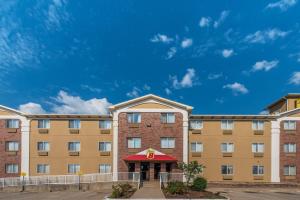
top-left (129, 103), bottom-right (172, 109)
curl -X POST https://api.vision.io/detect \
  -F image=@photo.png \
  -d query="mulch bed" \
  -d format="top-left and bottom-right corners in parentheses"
top-left (163, 189), bottom-right (227, 199)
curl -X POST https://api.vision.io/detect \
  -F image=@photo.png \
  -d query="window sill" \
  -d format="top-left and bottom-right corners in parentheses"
top-left (253, 175), bottom-right (264, 180)
top-left (191, 129), bottom-right (202, 134)
top-left (162, 124), bottom-right (174, 128)
top-left (69, 129), bottom-right (80, 134)
top-left (284, 175), bottom-right (296, 180)
top-left (253, 152), bottom-right (264, 157)
top-left (285, 153), bottom-right (296, 157)
top-left (100, 129), bottom-right (111, 134)
top-left (128, 124), bottom-right (140, 128)
top-left (191, 152), bottom-right (202, 157)
top-left (222, 130), bottom-right (233, 135)
top-left (38, 129), bottom-right (49, 134)
top-left (222, 152), bottom-right (233, 157)
top-left (38, 151), bottom-right (49, 156)
top-left (253, 130), bottom-right (264, 135)
top-left (222, 175), bottom-right (233, 180)
top-left (69, 152), bottom-right (80, 156)
top-left (100, 151), bottom-right (111, 156)
top-left (284, 130), bottom-right (296, 134)
top-left (6, 128), bottom-right (18, 133)
top-left (6, 151), bottom-right (18, 156)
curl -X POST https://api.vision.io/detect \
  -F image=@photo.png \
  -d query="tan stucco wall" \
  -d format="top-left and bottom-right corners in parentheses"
top-left (29, 119), bottom-right (113, 176)
top-left (287, 98), bottom-right (300, 111)
top-left (129, 102), bottom-right (172, 109)
top-left (189, 120), bottom-right (272, 182)
top-left (0, 109), bottom-right (14, 116)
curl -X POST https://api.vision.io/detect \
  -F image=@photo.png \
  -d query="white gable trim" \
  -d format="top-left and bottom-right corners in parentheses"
top-left (136, 148), bottom-right (165, 155)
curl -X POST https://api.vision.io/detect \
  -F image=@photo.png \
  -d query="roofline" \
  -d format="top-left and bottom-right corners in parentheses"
top-left (109, 94), bottom-right (193, 111)
top-left (190, 114), bottom-right (276, 120)
top-left (0, 105), bottom-right (25, 116)
top-left (265, 93), bottom-right (300, 109)
top-left (277, 107), bottom-right (300, 118)
top-left (26, 114), bottom-right (112, 119)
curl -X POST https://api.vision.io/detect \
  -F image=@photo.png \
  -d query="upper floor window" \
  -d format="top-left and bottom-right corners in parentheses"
top-left (283, 120), bottom-right (296, 130)
top-left (127, 113), bottom-right (141, 123)
top-left (5, 141), bottom-right (19, 151)
top-left (252, 120), bottom-right (264, 130)
top-left (161, 137), bottom-right (175, 149)
top-left (190, 120), bottom-right (203, 129)
top-left (68, 141), bottom-right (80, 152)
top-left (161, 113), bottom-right (175, 124)
top-left (68, 164), bottom-right (80, 174)
top-left (38, 119), bottom-right (50, 129)
top-left (99, 142), bottom-right (111, 152)
top-left (221, 165), bottom-right (233, 175)
top-left (284, 143), bottom-right (296, 153)
top-left (284, 165), bottom-right (296, 176)
top-left (221, 120), bottom-right (233, 130)
top-left (6, 164), bottom-right (18, 174)
top-left (99, 164), bottom-right (111, 173)
top-left (99, 120), bottom-right (112, 129)
top-left (127, 138), bottom-right (141, 148)
top-left (37, 164), bottom-right (50, 174)
top-left (191, 142), bottom-right (203, 152)
top-left (69, 119), bottom-right (80, 129)
top-left (6, 119), bottom-right (19, 128)
top-left (37, 141), bottom-right (50, 151)
top-left (252, 165), bottom-right (264, 175)
top-left (252, 143), bottom-right (264, 153)
top-left (221, 143), bottom-right (234, 153)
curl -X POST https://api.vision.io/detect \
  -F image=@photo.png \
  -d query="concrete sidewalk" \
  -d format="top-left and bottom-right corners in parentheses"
top-left (131, 181), bottom-right (165, 199)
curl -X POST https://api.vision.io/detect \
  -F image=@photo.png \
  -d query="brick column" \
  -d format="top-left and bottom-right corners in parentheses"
top-left (160, 163), bottom-right (166, 172)
top-left (150, 162), bottom-right (154, 180)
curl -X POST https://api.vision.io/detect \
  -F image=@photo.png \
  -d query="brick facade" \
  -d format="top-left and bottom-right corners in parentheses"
top-left (280, 121), bottom-right (300, 182)
top-left (118, 112), bottom-right (183, 179)
top-left (0, 119), bottom-right (21, 178)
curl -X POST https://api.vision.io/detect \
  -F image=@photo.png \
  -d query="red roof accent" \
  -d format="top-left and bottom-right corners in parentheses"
top-left (123, 154), bottom-right (177, 161)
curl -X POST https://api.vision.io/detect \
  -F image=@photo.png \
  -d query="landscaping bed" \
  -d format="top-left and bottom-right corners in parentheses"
top-left (109, 183), bottom-right (136, 199)
top-left (163, 189), bottom-right (226, 199)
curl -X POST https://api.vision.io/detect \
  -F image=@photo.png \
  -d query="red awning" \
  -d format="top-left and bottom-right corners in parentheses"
top-left (123, 154), bottom-right (177, 161)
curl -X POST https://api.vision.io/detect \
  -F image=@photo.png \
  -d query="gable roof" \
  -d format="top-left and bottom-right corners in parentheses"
top-left (277, 107), bottom-right (300, 118)
top-left (0, 105), bottom-right (25, 116)
top-left (109, 94), bottom-right (193, 111)
top-left (266, 93), bottom-right (300, 110)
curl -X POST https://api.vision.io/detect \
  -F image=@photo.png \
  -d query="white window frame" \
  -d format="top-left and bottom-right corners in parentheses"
top-left (284, 165), bottom-right (296, 176)
top-left (99, 142), bottom-right (112, 152)
top-left (252, 165), bottom-right (264, 175)
top-left (284, 143), bottom-right (296, 153)
top-left (6, 119), bottom-right (19, 128)
top-left (127, 113), bottom-right (141, 123)
top-left (161, 113), bottom-right (175, 124)
top-left (190, 120), bottom-right (203, 129)
top-left (68, 141), bottom-right (80, 152)
top-left (221, 143), bottom-right (234, 153)
top-left (38, 119), bottom-right (50, 129)
top-left (6, 141), bottom-right (19, 151)
top-left (6, 164), bottom-right (18, 174)
top-left (161, 137), bottom-right (175, 149)
top-left (221, 120), bottom-right (234, 130)
top-left (252, 120), bottom-right (264, 130)
top-left (221, 165), bottom-right (233, 175)
top-left (99, 164), bottom-right (111, 173)
top-left (99, 120), bottom-right (112, 129)
top-left (252, 143), bottom-right (264, 153)
top-left (37, 164), bottom-right (50, 174)
top-left (68, 164), bottom-right (80, 174)
top-left (37, 141), bottom-right (50, 151)
top-left (191, 142), bottom-right (203, 152)
top-left (283, 120), bottom-right (296, 130)
top-left (69, 119), bottom-right (81, 129)
top-left (127, 138), bottom-right (141, 148)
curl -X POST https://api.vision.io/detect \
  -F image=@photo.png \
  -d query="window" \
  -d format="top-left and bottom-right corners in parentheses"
top-left (127, 138), bottom-right (141, 148)
top-left (283, 120), bottom-right (296, 130)
top-left (37, 164), bottom-right (50, 174)
top-left (6, 119), bottom-right (19, 128)
top-left (99, 142), bottom-right (111, 152)
top-left (37, 141), bottom-right (49, 151)
top-left (68, 142), bottom-right (80, 152)
top-left (68, 164), bottom-right (80, 174)
top-left (252, 165), bottom-right (264, 175)
top-left (69, 119), bottom-right (80, 129)
top-left (191, 142), bottom-right (203, 152)
top-left (161, 137), bottom-right (175, 148)
top-left (221, 120), bottom-right (233, 130)
top-left (99, 120), bottom-right (112, 129)
top-left (6, 164), bottom-right (18, 173)
top-left (284, 143), bottom-right (296, 153)
top-left (5, 141), bottom-right (19, 151)
top-left (252, 143), bottom-right (264, 153)
top-left (99, 164), bottom-right (111, 173)
top-left (161, 113), bottom-right (175, 124)
top-left (38, 119), bottom-right (50, 129)
top-left (127, 113), bottom-right (141, 123)
top-left (221, 165), bottom-right (233, 175)
top-left (190, 120), bottom-right (203, 129)
top-left (252, 120), bottom-right (264, 130)
top-left (221, 143), bottom-right (234, 153)
top-left (284, 165), bottom-right (296, 176)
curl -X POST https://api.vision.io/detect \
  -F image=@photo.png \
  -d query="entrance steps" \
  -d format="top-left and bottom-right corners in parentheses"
top-left (131, 181), bottom-right (165, 199)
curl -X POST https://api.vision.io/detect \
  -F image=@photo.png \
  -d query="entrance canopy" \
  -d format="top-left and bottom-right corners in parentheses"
top-left (123, 148), bottom-right (177, 162)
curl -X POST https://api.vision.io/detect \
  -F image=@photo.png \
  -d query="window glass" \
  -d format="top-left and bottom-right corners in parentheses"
top-left (221, 143), bottom-right (234, 152)
top-left (99, 164), bottom-right (111, 173)
top-left (37, 164), bottom-right (50, 174)
top-left (191, 142), bottom-right (203, 152)
top-left (68, 164), bottom-right (80, 174)
top-left (6, 142), bottom-right (19, 151)
top-left (38, 119), bottom-right (50, 129)
top-left (37, 141), bottom-right (49, 151)
top-left (127, 113), bottom-right (141, 123)
top-left (161, 113), bottom-right (175, 123)
top-left (99, 120), bottom-right (112, 129)
top-left (283, 121), bottom-right (296, 130)
top-left (6, 164), bottom-right (18, 173)
top-left (221, 165), bottom-right (233, 175)
top-left (6, 119), bottom-right (19, 128)
top-left (284, 143), bottom-right (296, 153)
top-left (284, 165), bottom-right (296, 176)
top-left (68, 142), bottom-right (80, 152)
top-left (161, 138), bottom-right (175, 148)
top-left (69, 120), bottom-right (80, 129)
top-left (99, 142), bottom-right (111, 152)
top-left (128, 138), bottom-right (141, 148)
top-left (252, 120), bottom-right (264, 130)
top-left (252, 165), bottom-right (264, 175)
top-left (252, 143), bottom-right (264, 153)
top-left (221, 120), bottom-right (233, 130)
top-left (190, 120), bottom-right (203, 129)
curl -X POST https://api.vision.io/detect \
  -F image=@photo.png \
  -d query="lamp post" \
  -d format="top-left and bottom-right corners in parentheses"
top-left (20, 172), bottom-right (26, 192)
top-left (77, 171), bottom-right (83, 191)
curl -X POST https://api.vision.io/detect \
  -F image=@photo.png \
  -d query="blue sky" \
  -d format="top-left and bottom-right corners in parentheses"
top-left (1, 0), bottom-right (300, 114)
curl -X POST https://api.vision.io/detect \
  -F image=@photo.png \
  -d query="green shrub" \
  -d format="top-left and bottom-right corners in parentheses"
top-left (192, 177), bottom-right (207, 191)
top-left (110, 183), bottom-right (136, 198)
top-left (166, 181), bottom-right (187, 195)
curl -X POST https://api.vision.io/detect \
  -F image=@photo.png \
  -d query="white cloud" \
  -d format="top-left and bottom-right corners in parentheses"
top-left (19, 103), bottom-right (46, 114)
top-left (289, 72), bottom-right (300, 85)
top-left (199, 17), bottom-right (211, 27)
top-left (223, 82), bottom-right (249, 95)
top-left (165, 47), bottom-right (177, 59)
top-left (165, 88), bottom-right (172, 95)
top-left (171, 68), bottom-right (198, 89)
top-left (259, 110), bottom-right (270, 115)
top-left (150, 34), bottom-right (173, 44)
top-left (46, 0), bottom-right (70, 30)
top-left (266, 0), bottom-right (297, 11)
top-left (143, 84), bottom-right (151, 91)
top-left (213, 10), bottom-right (230, 28)
top-left (251, 60), bottom-right (279, 72)
top-left (80, 84), bottom-right (102, 93)
top-left (208, 73), bottom-right (223, 80)
top-left (244, 28), bottom-right (289, 44)
top-left (126, 87), bottom-right (141, 98)
top-left (222, 49), bottom-right (234, 58)
top-left (181, 38), bottom-right (193, 48)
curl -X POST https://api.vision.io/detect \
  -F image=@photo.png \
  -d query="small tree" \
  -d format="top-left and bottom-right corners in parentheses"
top-left (178, 161), bottom-right (204, 187)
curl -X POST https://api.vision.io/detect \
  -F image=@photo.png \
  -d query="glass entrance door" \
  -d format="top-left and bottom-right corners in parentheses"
top-left (140, 162), bottom-right (150, 181)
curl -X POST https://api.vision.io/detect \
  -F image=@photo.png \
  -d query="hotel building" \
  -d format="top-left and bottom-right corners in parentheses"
top-left (0, 94), bottom-right (300, 182)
